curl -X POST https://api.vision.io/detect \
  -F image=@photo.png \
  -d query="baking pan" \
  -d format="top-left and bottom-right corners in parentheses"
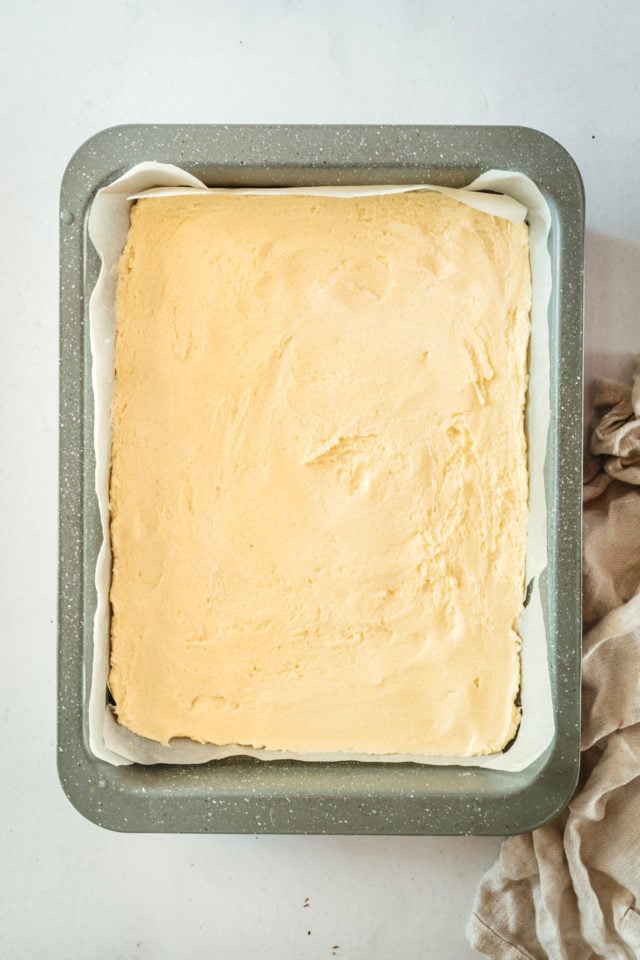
top-left (58, 124), bottom-right (584, 834)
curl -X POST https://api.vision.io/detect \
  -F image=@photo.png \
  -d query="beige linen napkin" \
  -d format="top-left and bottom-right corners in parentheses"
top-left (467, 361), bottom-right (640, 960)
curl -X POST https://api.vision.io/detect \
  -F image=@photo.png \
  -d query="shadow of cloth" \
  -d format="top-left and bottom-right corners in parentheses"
top-left (584, 231), bottom-right (640, 426)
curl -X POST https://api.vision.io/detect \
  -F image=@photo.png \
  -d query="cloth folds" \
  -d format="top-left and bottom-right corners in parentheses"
top-left (467, 361), bottom-right (640, 960)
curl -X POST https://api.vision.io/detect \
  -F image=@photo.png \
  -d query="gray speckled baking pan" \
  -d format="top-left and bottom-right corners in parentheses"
top-left (58, 124), bottom-right (583, 834)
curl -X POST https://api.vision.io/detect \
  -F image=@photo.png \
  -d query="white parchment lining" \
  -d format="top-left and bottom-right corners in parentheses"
top-left (88, 163), bottom-right (553, 768)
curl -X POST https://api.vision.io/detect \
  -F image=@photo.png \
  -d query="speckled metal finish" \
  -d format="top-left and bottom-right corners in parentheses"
top-left (58, 125), bottom-right (584, 834)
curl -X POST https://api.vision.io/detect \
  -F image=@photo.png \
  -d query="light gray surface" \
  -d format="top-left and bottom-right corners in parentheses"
top-left (2, 1), bottom-right (640, 958)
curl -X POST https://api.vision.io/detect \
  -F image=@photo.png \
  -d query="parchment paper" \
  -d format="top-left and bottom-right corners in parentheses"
top-left (88, 163), bottom-right (553, 768)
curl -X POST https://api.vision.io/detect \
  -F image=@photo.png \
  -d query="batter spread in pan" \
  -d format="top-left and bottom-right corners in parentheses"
top-left (109, 191), bottom-right (531, 755)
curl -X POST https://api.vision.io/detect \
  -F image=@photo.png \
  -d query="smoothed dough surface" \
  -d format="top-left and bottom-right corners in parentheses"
top-left (109, 192), bottom-right (531, 755)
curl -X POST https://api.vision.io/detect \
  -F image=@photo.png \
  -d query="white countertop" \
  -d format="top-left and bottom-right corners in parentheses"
top-left (2, 2), bottom-right (639, 957)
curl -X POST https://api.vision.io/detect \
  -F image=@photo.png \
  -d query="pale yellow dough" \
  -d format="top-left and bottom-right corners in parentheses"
top-left (109, 191), bottom-right (531, 755)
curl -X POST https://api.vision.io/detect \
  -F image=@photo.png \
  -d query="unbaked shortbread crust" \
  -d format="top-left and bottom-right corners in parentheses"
top-left (109, 191), bottom-right (531, 755)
